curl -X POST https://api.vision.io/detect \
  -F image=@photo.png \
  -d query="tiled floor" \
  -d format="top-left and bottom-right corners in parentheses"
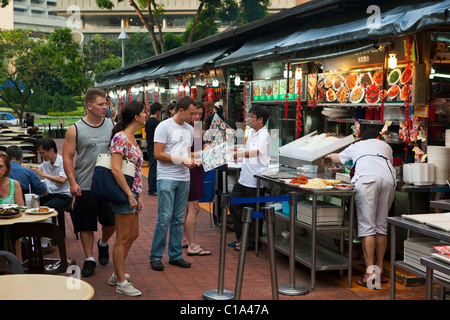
top-left (56, 139), bottom-right (431, 300)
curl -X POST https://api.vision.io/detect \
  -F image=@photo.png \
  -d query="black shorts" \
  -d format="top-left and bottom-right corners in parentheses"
top-left (71, 190), bottom-right (115, 233)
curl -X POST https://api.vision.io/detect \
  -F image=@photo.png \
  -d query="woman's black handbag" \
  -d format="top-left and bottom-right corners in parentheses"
top-left (90, 153), bottom-right (135, 203)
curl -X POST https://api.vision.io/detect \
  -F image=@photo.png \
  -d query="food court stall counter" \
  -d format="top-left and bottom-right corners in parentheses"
top-left (255, 172), bottom-right (355, 291)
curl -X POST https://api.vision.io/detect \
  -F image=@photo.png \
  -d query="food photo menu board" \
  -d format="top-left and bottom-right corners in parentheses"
top-left (252, 78), bottom-right (298, 101)
top-left (309, 66), bottom-right (413, 105)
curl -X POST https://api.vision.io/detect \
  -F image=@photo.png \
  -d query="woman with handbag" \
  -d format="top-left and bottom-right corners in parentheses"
top-left (109, 100), bottom-right (145, 296)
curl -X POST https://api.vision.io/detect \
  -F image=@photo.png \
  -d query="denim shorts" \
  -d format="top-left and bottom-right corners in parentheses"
top-left (110, 193), bottom-right (138, 214)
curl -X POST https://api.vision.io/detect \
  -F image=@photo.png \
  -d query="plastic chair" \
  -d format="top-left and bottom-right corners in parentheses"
top-left (199, 169), bottom-right (216, 227)
top-left (10, 222), bottom-right (74, 274)
top-left (0, 250), bottom-right (24, 274)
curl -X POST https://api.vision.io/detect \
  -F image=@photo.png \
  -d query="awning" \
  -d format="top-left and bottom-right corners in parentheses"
top-left (278, 0), bottom-right (450, 58)
top-left (147, 47), bottom-right (228, 79)
top-left (97, 65), bottom-right (162, 88)
top-left (214, 0), bottom-right (450, 66)
top-left (214, 31), bottom-right (299, 68)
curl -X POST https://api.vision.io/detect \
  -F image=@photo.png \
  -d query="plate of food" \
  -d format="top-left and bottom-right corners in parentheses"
top-left (0, 207), bottom-right (21, 219)
top-left (322, 179), bottom-right (341, 185)
top-left (360, 73), bottom-right (372, 88)
top-left (387, 85), bottom-right (400, 100)
top-left (299, 179), bottom-right (333, 191)
top-left (350, 86), bottom-right (365, 104)
top-left (333, 75), bottom-right (345, 89)
top-left (326, 88), bottom-right (336, 102)
top-left (0, 204), bottom-right (18, 209)
top-left (345, 73), bottom-right (359, 90)
top-left (365, 84), bottom-right (380, 104)
top-left (280, 175), bottom-right (308, 186)
top-left (400, 84), bottom-right (412, 100)
top-left (372, 70), bottom-right (383, 86)
top-left (25, 206), bottom-right (55, 215)
top-left (336, 87), bottom-right (349, 104)
top-left (388, 69), bottom-right (401, 85)
top-left (333, 184), bottom-right (355, 190)
top-left (400, 67), bottom-right (413, 84)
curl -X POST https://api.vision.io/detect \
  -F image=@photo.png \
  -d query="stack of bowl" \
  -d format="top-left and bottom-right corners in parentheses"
top-left (427, 146), bottom-right (450, 185)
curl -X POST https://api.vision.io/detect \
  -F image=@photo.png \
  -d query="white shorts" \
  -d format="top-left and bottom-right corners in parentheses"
top-left (354, 175), bottom-right (395, 237)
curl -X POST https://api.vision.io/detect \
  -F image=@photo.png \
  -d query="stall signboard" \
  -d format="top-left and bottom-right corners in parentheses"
top-left (309, 66), bottom-right (413, 106)
top-left (252, 78), bottom-right (298, 101)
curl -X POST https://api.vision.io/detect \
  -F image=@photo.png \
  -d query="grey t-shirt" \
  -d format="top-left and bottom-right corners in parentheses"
top-left (154, 118), bottom-right (193, 181)
top-left (74, 118), bottom-right (114, 190)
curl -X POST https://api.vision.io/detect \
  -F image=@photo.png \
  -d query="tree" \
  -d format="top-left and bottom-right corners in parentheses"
top-left (0, 29), bottom-right (52, 122)
top-left (238, 0), bottom-right (270, 24)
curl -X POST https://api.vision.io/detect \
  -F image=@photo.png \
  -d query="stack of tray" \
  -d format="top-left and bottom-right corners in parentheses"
top-left (404, 237), bottom-right (450, 281)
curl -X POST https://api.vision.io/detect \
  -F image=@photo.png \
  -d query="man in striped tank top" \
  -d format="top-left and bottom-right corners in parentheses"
top-left (63, 88), bottom-right (116, 278)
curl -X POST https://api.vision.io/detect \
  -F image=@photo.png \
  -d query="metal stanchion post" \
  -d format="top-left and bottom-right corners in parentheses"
top-left (278, 192), bottom-right (309, 296)
top-left (203, 194), bottom-right (234, 300)
top-left (263, 206), bottom-right (279, 300)
top-left (234, 207), bottom-right (253, 300)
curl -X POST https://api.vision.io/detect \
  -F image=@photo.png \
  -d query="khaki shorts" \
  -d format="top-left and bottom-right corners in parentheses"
top-left (354, 175), bottom-right (395, 237)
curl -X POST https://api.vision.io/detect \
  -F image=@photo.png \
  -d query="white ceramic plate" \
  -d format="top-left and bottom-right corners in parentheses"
top-left (279, 178), bottom-right (305, 187)
top-left (1, 204), bottom-right (18, 209)
top-left (333, 184), bottom-right (355, 190)
top-left (25, 206), bottom-right (55, 215)
top-left (299, 185), bottom-right (334, 191)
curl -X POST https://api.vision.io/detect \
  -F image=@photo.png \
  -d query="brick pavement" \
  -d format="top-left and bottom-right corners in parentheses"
top-left (54, 139), bottom-right (429, 300)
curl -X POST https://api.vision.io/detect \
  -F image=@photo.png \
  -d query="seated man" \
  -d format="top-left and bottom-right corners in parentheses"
top-left (6, 146), bottom-right (48, 198)
top-left (32, 138), bottom-right (72, 211)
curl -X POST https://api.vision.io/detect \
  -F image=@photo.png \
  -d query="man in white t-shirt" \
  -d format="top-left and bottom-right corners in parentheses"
top-left (33, 138), bottom-right (72, 210)
top-left (325, 128), bottom-right (396, 288)
top-left (229, 105), bottom-right (271, 252)
top-left (150, 96), bottom-right (197, 271)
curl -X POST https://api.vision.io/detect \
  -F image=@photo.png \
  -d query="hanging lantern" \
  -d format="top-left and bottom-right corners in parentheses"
top-left (388, 52), bottom-right (398, 69)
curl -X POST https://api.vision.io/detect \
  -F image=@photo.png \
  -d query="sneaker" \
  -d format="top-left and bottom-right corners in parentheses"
top-left (108, 274), bottom-right (131, 286)
top-left (81, 260), bottom-right (96, 277)
top-left (116, 282), bottom-right (142, 297)
top-left (97, 239), bottom-right (109, 265)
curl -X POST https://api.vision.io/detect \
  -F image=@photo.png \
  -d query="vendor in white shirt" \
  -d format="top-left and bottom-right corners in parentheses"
top-left (228, 105), bottom-right (271, 252)
top-left (32, 138), bottom-right (72, 210)
top-left (325, 128), bottom-right (396, 288)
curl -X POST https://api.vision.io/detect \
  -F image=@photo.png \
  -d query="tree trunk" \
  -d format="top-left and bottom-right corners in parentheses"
top-left (187, 0), bottom-right (206, 45)
top-left (129, 0), bottom-right (160, 55)
top-left (150, 0), bottom-right (165, 53)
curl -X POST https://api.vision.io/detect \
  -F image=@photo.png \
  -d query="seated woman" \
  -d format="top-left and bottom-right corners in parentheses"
top-left (0, 151), bottom-right (24, 259)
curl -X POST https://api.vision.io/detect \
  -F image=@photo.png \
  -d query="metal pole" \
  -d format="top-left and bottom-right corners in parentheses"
top-left (263, 206), bottom-right (279, 300)
top-left (278, 192), bottom-right (309, 296)
top-left (234, 207), bottom-right (253, 300)
top-left (203, 194), bottom-right (234, 300)
top-left (121, 39), bottom-right (125, 68)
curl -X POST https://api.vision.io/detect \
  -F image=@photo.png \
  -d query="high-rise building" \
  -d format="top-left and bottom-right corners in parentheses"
top-left (53, 0), bottom-right (297, 42)
top-left (0, 0), bottom-right (67, 31)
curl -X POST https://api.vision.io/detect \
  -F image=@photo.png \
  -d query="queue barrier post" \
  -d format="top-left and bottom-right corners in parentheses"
top-left (202, 193), bottom-right (234, 300)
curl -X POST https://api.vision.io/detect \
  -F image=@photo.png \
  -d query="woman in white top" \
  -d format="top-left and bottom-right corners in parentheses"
top-left (325, 128), bottom-right (396, 288)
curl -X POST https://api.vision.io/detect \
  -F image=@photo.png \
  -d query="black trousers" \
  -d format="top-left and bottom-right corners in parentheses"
top-left (229, 182), bottom-right (265, 246)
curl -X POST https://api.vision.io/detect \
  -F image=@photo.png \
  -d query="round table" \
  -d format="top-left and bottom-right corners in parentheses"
top-left (0, 274), bottom-right (94, 300)
top-left (0, 210), bottom-right (57, 226)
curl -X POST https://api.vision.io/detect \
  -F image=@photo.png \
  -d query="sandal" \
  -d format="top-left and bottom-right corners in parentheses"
top-left (187, 248), bottom-right (211, 256)
top-left (356, 275), bottom-right (367, 287)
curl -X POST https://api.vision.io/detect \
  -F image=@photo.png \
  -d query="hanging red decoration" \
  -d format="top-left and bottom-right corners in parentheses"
top-left (296, 75), bottom-right (303, 139)
top-left (243, 67), bottom-right (249, 128)
top-left (399, 35), bottom-right (415, 160)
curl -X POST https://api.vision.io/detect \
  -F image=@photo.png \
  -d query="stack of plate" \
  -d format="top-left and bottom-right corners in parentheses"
top-left (411, 163), bottom-right (434, 186)
top-left (296, 200), bottom-right (343, 226)
top-left (404, 237), bottom-right (450, 281)
top-left (446, 129), bottom-right (450, 148)
top-left (427, 146), bottom-right (450, 185)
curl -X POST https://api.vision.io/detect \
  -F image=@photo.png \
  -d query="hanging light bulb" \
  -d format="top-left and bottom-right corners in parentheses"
top-left (212, 77), bottom-right (219, 87)
top-left (388, 51), bottom-right (397, 69)
top-left (295, 67), bottom-right (302, 80)
top-left (234, 74), bottom-right (241, 86)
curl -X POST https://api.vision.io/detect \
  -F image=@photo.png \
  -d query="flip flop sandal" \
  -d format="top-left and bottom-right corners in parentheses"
top-left (356, 275), bottom-right (368, 287)
top-left (187, 249), bottom-right (211, 256)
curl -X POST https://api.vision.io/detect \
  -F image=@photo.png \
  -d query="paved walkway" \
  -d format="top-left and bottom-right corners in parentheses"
top-left (54, 140), bottom-right (429, 300)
